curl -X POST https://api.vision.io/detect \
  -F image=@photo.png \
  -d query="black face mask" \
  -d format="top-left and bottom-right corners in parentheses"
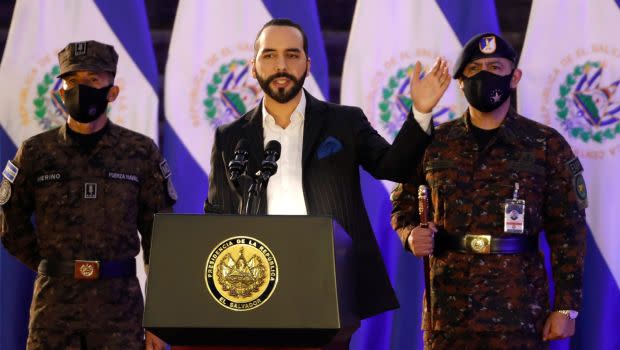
top-left (63, 84), bottom-right (111, 123)
top-left (462, 70), bottom-right (513, 112)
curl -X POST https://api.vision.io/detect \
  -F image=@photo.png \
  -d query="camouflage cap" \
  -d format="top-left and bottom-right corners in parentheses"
top-left (452, 33), bottom-right (517, 79)
top-left (57, 40), bottom-right (118, 78)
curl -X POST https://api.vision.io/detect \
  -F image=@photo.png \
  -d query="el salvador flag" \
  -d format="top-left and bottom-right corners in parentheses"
top-left (518, 1), bottom-right (620, 349)
top-left (0, 1), bottom-right (158, 348)
top-left (163, 0), bottom-right (329, 215)
top-left (341, 1), bottom-right (499, 349)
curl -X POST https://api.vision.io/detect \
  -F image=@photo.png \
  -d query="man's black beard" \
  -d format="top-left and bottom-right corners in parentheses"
top-left (256, 68), bottom-right (307, 103)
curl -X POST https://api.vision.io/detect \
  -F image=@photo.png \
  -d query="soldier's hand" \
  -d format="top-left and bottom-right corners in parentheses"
top-left (409, 57), bottom-right (450, 113)
top-left (407, 222), bottom-right (437, 257)
top-left (145, 330), bottom-right (166, 350)
top-left (542, 311), bottom-right (576, 341)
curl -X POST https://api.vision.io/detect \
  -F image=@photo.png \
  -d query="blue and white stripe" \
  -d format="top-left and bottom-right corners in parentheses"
top-left (342, 1), bottom-right (499, 349)
top-left (519, 1), bottom-right (620, 349)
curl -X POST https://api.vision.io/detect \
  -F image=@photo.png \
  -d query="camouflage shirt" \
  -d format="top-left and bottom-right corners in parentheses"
top-left (391, 109), bottom-right (586, 334)
top-left (0, 122), bottom-right (176, 331)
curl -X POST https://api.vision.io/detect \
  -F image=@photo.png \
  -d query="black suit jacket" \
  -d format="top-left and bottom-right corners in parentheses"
top-left (208, 90), bottom-right (431, 319)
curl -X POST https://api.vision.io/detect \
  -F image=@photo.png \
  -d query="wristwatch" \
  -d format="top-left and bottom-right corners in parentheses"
top-left (556, 309), bottom-right (579, 320)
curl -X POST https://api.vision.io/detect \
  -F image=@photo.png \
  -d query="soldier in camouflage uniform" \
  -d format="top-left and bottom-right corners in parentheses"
top-left (391, 33), bottom-right (587, 349)
top-left (0, 41), bottom-right (175, 350)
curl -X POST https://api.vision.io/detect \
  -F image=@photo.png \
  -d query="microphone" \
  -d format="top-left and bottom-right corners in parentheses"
top-left (258, 140), bottom-right (281, 182)
top-left (228, 138), bottom-right (249, 186)
top-left (245, 140), bottom-right (281, 215)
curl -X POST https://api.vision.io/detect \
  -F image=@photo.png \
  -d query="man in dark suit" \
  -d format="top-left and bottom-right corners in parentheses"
top-left (207, 18), bottom-right (450, 349)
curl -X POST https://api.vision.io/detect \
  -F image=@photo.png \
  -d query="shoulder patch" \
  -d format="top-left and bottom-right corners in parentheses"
top-left (159, 159), bottom-right (171, 179)
top-left (2, 160), bottom-right (19, 183)
top-left (573, 174), bottom-right (588, 210)
top-left (0, 178), bottom-right (12, 205)
top-left (166, 178), bottom-right (178, 202)
top-left (566, 157), bottom-right (584, 176)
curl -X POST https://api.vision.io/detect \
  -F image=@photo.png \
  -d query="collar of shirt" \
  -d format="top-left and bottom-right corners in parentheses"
top-left (448, 108), bottom-right (520, 146)
top-left (261, 92), bottom-right (306, 131)
top-left (59, 121), bottom-right (120, 149)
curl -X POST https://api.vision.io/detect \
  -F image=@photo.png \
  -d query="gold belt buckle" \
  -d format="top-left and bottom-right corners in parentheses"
top-left (74, 260), bottom-right (100, 280)
top-left (465, 234), bottom-right (492, 254)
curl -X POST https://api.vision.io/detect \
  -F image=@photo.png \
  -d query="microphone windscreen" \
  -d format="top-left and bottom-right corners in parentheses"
top-left (264, 140), bottom-right (281, 160)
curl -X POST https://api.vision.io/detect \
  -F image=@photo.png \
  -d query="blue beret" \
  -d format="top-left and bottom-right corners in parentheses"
top-left (452, 33), bottom-right (517, 79)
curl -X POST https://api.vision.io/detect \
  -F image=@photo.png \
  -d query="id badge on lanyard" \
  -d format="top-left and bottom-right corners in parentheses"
top-left (504, 182), bottom-right (525, 234)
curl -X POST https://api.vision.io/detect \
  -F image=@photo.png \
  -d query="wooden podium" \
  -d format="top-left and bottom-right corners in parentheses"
top-left (143, 214), bottom-right (358, 348)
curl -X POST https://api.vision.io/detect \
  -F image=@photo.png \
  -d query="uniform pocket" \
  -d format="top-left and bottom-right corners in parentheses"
top-left (425, 160), bottom-right (459, 229)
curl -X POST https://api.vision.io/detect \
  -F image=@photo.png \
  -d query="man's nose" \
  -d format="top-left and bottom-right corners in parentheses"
top-left (275, 56), bottom-right (287, 72)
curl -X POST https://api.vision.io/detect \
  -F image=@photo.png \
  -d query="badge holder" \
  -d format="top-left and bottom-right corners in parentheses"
top-left (504, 182), bottom-right (525, 234)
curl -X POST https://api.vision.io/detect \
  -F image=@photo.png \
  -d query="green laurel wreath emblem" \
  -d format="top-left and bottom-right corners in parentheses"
top-left (378, 65), bottom-right (456, 140)
top-left (33, 65), bottom-right (61, 123)
top-left (379, 65), bottom-right (412, 124)
top-left (203, 59), bottom-right (249, 121)
top-left (555, 61), bottom-right (620, 143)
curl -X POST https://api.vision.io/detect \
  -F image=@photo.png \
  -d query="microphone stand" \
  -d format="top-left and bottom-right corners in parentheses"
top-left (244, 162), bottom-right (278, 215)
top-left (244, 170), bottom-right (270, 215)
top-left (244, 175), bottom-right (260, 215)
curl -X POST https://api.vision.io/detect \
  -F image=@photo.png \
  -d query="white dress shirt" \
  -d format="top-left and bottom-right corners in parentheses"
top-left (413, 108), bottom-right (433, 134)
top-left (263, 94), bottom-right (308, 215)
top-left (262, 93), bottom-right (432, 215)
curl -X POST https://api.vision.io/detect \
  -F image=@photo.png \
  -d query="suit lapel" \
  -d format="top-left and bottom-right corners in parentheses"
top-left (302, 91), bottom-right (328, 166)
top-left (242, 103), bottom-right (264, 172)
top-left (241, 103), bottom-right (267, 215)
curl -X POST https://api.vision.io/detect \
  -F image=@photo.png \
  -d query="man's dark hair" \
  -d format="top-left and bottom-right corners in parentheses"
top-left (254, 18), bottom-right (308, 57)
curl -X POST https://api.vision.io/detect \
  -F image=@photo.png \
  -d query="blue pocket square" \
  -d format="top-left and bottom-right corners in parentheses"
top-left (316, 136), bottom-right (343, 160)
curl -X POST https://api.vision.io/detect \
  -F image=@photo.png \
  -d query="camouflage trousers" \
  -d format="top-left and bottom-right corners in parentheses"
top-left (424, 330), bottom-right (547, 350)
top-left (26, 327), bottom-right (144, 350)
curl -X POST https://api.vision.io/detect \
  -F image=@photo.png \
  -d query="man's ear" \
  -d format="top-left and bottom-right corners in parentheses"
top-left (58, 88), bottom-right (66, 103)
top-left (107, 85), bottom-right (120, 102)
top-left (510, 68), bottom-right (522, 89)
top-left (251, 58), bottom-right (257, 78)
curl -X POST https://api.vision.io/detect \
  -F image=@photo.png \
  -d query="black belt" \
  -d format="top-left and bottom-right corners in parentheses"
top-left (436, 233), bottom-right (538, 254)
top-left (38, 258), bottom-right (136, 280)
